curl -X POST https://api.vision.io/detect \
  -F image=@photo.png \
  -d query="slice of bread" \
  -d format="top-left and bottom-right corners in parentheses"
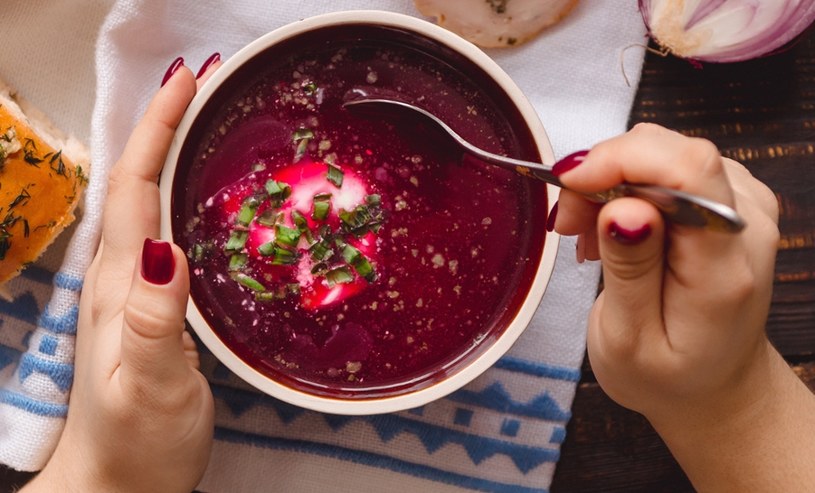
top-left (0, 76), bottom-right (90, 285)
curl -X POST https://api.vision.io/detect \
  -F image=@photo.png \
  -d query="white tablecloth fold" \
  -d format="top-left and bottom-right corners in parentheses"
top-left (0, 1), bottom-right (646, 491)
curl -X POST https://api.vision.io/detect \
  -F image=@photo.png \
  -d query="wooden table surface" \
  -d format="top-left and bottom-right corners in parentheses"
top-left (550, 28), bottom-right (815, 493)
top-left (2, 26), bottom-right (814, 493)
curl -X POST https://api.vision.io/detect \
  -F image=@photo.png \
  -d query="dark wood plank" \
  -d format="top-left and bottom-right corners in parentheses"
top-left (552, 27), bottom-right (815, 493)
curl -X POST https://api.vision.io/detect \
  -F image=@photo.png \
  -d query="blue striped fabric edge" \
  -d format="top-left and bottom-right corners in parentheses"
top-left (214, 426), bottom-right (550, 493)
top-left (494, 356), bottom-right (581, 383)
top-left (0, 389), bottom-right (68, 418)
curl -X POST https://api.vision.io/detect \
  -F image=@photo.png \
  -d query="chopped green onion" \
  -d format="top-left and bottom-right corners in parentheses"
top-left (293, 128), bottom-right (314, 141)
top-left (326, 163), bottom-right (344, 187)
top-left (310, 261), bottom-right (329, 276)
top-left (265, 180), bottom-right (291, 203)
top-left (191, 243), bottom-right (205, 262)
top-left (325, 266), bottom-right (354, 287)
top-left (303, 82), bottom-right (318, 95)
top-left (293, 128), bottom-right (313, 163)
top-left (309, 241), bottom-right (333, 262)
top-left (312, 194), bottom-right (331, 221)
top-left (291, 209), bottom-right (308, 230)
top-left (341, 244), bottom-right (376, 282)
top-left (275, 224), bottom-right (301, 247)
top-left (256, 209), bottom-right (279, 227)
top-left (365, 194), bottom-right (381, 206)
top-left (234, 273), bottom-right (265, 292)
top-left (257, 241), bottom-right (275, 257)
top-left (271, 246), bottom-right (298, 265)
top-left (224, 230), bottom-right (248, 252)
top-left (229, 253), bottom-right (248, 271)
top-left (341, 243), bottom-right (361, 264)
top-left (254, 292), bottom-right (279, 302)
top-left (237, 196), bottom-right (259, 226)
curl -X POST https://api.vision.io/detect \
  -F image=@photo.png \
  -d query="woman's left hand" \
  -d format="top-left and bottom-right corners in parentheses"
top-left (24, 56), bottom-right (220, 493)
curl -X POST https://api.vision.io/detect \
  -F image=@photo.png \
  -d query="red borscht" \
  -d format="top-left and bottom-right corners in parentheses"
top-left (171, 25), bottom-right (548, 399)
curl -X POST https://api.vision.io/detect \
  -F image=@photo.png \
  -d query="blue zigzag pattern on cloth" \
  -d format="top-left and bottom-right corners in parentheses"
top-left (18, 353), bottom-right (74, 392)
top-left (212, 383), bottom-right (561, 473)
top-left (495, 356), bottom-right (581, 382)
top-left (0, 389), bottom-right (68, 418)
top-left (38, 305), bottom-right (79, 335)
top-left (54, 272), bottom-right (84, 292)
top-left (214, 426), bottom-right (550, 493)
top-left (448, 382), bottom-right (571, 421)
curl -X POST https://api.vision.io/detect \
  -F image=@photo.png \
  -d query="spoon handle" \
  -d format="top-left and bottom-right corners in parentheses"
top-left (518, 167), bottom-right (745, 233)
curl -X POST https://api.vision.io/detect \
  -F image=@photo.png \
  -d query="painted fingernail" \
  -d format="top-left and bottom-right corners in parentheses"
top-left (142, 239), bottom-right (175, 285)
top-left (196, 52), bottom-right (221, 79)
top-left (546, 201), bottom-right (558, 232)
top-left (608, 222), bottom-right (652, 245)
top-left (161, 57), bottom-right (185, 87)
top-left (552, 150), bottom-right (589, 177)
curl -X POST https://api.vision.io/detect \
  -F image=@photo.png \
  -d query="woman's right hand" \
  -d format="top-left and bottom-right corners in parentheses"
top-left (552, 123), bottom-right (815, 490)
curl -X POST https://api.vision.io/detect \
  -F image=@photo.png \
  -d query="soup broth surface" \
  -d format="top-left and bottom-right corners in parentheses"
top-left (173, 27), bottom-right (548, 398)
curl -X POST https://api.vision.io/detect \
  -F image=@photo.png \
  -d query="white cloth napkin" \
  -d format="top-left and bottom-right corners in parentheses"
top-left (0, 0), bottom-right (646, 490)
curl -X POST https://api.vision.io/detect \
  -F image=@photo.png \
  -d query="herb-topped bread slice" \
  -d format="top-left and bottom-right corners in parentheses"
top-left (0, 76), bottom-right (90, 285)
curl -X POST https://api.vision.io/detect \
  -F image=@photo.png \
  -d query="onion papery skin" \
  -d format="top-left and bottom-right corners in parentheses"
top-left (639, 0), bottom-right (815, 62)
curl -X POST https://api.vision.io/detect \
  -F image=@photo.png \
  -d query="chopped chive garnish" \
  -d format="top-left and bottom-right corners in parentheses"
top-left (224, 231), bottom-right (248, 252)
top-left (234, 273), bottom-right (265, 292)
top-left (303, 82), bottom-right (318, 95)
top-left (325, 266), bottom-right (354, 287)
top-left (309, 241), bottom-right (333, 261)
top-left (311, 261), bottom-right (329, 276)
top-left (229, 253), bottom-right (248, 271)
top-left (341, 244), bottom-right (376, 282)
top-left (291, 209), bottom-right (308, 230)
top-left (293, 128), bottom-right (314, 141)
top-left (312, 195), bottom-right (331, 221)
top-left (275, 224), bottom-right (301, 247)
top-left (271, 246), bottom-right (298, 265)
top-left (256, 209), bottom-right (278, 227)
top-left (293, 128), bottom-right (313, 162)
top-left (255, 292), bottom-right (278, 302)
top-left (237, 197), bottom-right (259, 226)
top-left (257, 241), bottom-right (276, 257)
top-left (341, 244), bottom-right (361, 264)
top-left (191, 243), bottom-right (205, 262)
top-left (265, 180), bottom-right (292, 203)
top-left (365, 194), bottom-right (381, 206)
top-left (326, 163), bottom-right (344, 187)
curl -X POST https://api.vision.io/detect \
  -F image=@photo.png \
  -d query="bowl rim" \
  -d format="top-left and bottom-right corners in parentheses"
top-left (159, 9), bottom-right (560, 415)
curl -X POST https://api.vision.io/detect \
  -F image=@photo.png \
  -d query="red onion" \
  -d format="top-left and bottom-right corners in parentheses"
top-left (639, 0), bottom-right (815, 62)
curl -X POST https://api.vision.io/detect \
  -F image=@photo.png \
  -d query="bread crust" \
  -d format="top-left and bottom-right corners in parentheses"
top-left (0, 81), bottom-right (89, 284)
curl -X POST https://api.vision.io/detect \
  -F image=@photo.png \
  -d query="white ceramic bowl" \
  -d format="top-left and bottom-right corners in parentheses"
top-left (160, 10), bottom-right (558, 415)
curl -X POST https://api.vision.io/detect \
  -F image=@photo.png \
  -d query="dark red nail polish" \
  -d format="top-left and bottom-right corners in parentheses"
top-left (142, 239), bottom-right (175, 285)
top-left (546, 201), bottom-right (558, 232)
top-left (161, 57), bottom-right (184, 87)
top-left (196, 52), bottom-right (221, 79)
top-left (608, 222), bottom-right (652, 245)
top-left (552, 150), bottom-right (589, 177)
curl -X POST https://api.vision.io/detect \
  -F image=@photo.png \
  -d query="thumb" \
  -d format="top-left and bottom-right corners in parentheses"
top-left (120, 238), bottom-right (191, 389)
top-left (595, 198), bottom-right (666, 344)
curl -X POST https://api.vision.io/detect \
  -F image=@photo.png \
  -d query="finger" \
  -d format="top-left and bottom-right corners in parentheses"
top-left (120, 239), bottom-right (192, 391)
top-left (553, 189), bottom-right (603, 236)
top-left (195, 53), bottom-right (222, 89)
top-left (558, 123), bottom-right (736, 208)
top-left (595, 197), bottom-right (666, 347)
top-left (101, 65), bottom-right (197, 280)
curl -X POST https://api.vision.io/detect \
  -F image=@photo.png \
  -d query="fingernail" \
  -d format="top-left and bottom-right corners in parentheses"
top-left (142, 239), bottom-right (175, 285)
top-left (196, 52), bottom-right (221, 79)
top-left (161, 57), bottom-right (185, 87)
top-left (608, 222), bottom-right (652, 245)
top-left (552, 150), bottom-right (589, 177)
top-left (546, 201), bottom-right (558, 232)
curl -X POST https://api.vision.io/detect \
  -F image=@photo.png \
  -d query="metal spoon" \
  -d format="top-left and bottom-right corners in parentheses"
top-left (343, 95), bottom-right (745, 233)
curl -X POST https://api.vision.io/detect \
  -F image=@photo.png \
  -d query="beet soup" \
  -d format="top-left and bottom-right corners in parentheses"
top-left (171, 25), bottom-right (549, 399)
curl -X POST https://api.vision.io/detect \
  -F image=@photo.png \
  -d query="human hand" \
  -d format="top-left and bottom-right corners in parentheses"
top-left (23, 54), bottom-right (222, 493)
top-left (552, 123), bottom-right (781, 426)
